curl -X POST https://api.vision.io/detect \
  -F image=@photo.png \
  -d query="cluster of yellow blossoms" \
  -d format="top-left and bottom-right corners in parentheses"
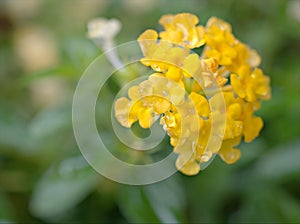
top-left (114, 13), bottom-right (271, 175)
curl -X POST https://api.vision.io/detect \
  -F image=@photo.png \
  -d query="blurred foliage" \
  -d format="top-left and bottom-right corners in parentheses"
top-left (0, 0), bottom-right (299, 223)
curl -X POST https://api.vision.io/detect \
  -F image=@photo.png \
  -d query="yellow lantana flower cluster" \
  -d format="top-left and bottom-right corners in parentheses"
top-left (114, 13), bottom-right (271, 175)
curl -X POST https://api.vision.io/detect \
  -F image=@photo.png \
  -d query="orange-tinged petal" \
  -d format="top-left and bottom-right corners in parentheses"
top-left (203, 57), bottom-right (219, 73)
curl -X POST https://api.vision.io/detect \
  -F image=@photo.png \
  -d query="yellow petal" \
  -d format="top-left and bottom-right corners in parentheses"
top-left (189, 92), bottom-right (210, 117)
top-left (247, 48), bottom-right (261, 67)
top-left (205, 49), bottom-right (221, 62)
top-left (158, 14), bottom-right (175, 29)
top-left (176, 156), bottom-right (200, 175)
top-left (196, 25), bottom-right (206, 46)
top-left (128, 85), bottom-right (139, 100)
top-left (228, 103), bottom-right (242, 119)
top-left (245, 85), bottom-right (256, 102)
top-left (138, 80), bottom-right (153, 97)
top-left (182, 54), bottom-right (202, 78)
top-left (243, 116), bottom-right (263, 142)
top-left (206, 16), bottom-right (232, 32)
top-left (218, 137), bottom-right (241, 164)
top-left (152, 97), bottom-right (171, 114)
top-left (173, 13), bottom-right (199, 27)
top-left (138, 107), bottom-right (155, 128)
top-left (170, 137), bottom-right (179, 147)
top-left (224, 118), bottom-right (243, 139)
top-left (251, 68), bottom-right (271, 100)
top-left (167, 80), bottom-right (185, 105)
top-left (159, 13), bottom-right (204, 48)
top-left (164, 111), bottom-right (177, 128)
top-left (203, 57), bottom-right (219, 73)
top-left (114, 97), bottom-right (136, 128)
top-left (137, 29), bottom-right (158, 56)
top-left (165, 66), bottom-right (182, 82)
top-left (149, 73), bottom-right (168, 95)
top-left (138, 29), bottom-right (158, 41)
top-left (231, 73), bottom-right (246, 98)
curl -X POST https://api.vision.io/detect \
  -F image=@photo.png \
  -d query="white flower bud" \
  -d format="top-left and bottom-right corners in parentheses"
top-left (87, 18), bottom-right (121, 41)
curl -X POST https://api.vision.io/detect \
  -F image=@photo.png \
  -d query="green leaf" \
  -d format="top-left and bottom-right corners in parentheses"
top-left (117, 175), bottom-right (186, 223)
top-left (232, 186), bottom-right (300, 223)
top-left (0, 105), bottom-right (34, 154)
top-left (29, 156), bottom-right (100, 220)
top-left (19, 65), bottom-right (81, 90)
top-left (0, 193), bottom-right (15, 222)
top-left (29, 106), bottom-right (72, 141)
top-left (61, 37), bottom-right (99, 72)
top-left (183, 160), bottom-right (232, 223)
top-left (118, 186), bottom-right (160, 223)
top-left (254, 139), bottom-right (300, 181)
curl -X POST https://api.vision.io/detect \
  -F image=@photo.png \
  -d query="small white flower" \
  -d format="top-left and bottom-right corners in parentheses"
top-left (287, 0), bottom-right (300, 23)
top-left (87, 18), bottom-right (121, 41)
top-left (87, 17), bottom-right (124, 70)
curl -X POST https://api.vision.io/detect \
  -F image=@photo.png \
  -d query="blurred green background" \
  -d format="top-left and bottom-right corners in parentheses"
top-left (0, 0), bottom-right (300, 223)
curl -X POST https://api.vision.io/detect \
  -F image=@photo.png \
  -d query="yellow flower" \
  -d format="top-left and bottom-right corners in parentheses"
top-left (226, 43), bottom-right (261, 73)
top-left (231, 66), bottom-right (271, 103)
top-left (115, 73), bottom-right (187, 130)
top-left (159, 13), bottom-right (205, 49)
top-left (114, 96), bottom-right (156, 129)
top-left (204, 17), bottom-right (236, 66)
top-left (138, 30), bottom-right (190, 81)
top-left (113, 12), bottom-right (272, 175)
top-left (204, 17), bottom-right (261, 74)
